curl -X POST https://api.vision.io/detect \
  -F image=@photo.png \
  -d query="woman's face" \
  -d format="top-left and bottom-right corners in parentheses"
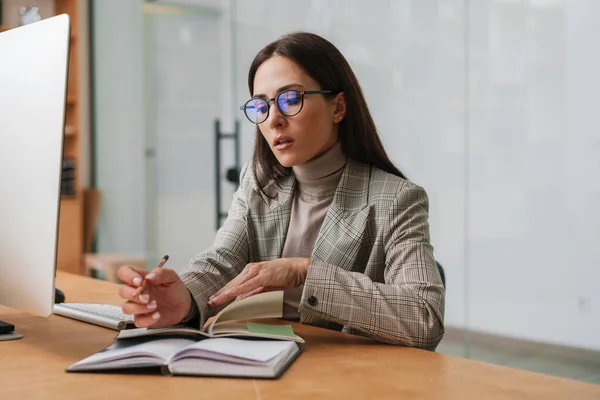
top-left (253, 55), bottom-right (345, 167)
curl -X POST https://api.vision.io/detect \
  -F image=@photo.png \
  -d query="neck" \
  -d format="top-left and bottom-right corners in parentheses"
top-left (292, 141), bottom-right (347, 196)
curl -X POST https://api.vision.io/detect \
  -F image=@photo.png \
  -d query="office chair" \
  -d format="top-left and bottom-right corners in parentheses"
top-left (436, 261), bottom-right (446, 288)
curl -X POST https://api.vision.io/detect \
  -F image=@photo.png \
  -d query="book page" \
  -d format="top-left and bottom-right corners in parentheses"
top-left (68, 338), bottom-right (198, 370)
top-left (173, 337), bottom-right (296, 364)
top-left (203, 291), bottom-right (284, 334)
top-left (210, 321), bottom-right (305, 343)
top-left (169, 342), bottom-right (300, 379)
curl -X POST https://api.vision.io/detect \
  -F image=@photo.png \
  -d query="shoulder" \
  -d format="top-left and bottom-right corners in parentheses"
top-left (364, 166), bottom-right (431, 241)
top-left (365, 164), bottom-right (429, 208)
top-left (239, 162), bottom-right (256, 190)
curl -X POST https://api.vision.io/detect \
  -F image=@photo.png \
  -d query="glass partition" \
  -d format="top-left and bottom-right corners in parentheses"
top-left (142, 1), bottom-right (224, 270)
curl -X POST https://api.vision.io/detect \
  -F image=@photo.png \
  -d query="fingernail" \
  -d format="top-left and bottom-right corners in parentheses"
top-left (209, 295), bottom-right (215, 301)
top-left (133, 277), bottom-right (142, 286)
top-left (139, 294), bottom-right (149, 303)
top-left (152, 311), bottom-right (160, 320)
top-left (146, 273), bottom-right (156, 280)
top-left (147, 300), bottom-right (156, 310)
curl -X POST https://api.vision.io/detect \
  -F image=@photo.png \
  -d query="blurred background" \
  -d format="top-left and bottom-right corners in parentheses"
top-left (2, 0), bottom-right (599, 384)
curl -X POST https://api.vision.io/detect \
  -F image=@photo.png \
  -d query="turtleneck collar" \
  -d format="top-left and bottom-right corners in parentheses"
top-left (292, 141), bottom-right (347, 198)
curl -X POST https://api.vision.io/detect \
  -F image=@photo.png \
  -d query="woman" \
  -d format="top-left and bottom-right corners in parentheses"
top-left (118, 32), bottom-right (445, 350)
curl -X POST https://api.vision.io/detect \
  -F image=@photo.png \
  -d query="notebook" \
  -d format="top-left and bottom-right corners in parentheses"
top-left (67, 336), bottom-right (301, 379)
top-left (115, 290), bottom-right (304, 343)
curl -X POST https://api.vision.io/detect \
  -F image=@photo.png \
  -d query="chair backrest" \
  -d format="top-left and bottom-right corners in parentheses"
top-left (436, 261), bottom-right (446, 288)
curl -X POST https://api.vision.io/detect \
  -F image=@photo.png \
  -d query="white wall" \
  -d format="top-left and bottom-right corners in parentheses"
top-left (92, 0), bottom-right (600, 350)
top-left (92, 0), bottom-right (147, 257)
top-left (563, 0), bottom-right (600, 350)
top-left (230, 0), bottom-right (600, 350)
top-left (465, 0), bottom-right (600, 351)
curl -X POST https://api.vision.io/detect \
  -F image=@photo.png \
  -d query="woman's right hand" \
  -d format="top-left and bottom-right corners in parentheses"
top-left (117, 265), bottom-right (193, 328)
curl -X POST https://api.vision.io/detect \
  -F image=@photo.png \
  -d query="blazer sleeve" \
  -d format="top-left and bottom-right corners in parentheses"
top-left (178, 166), bottom-right (250, 327)
top-left (299, 184), bottom-right (445, 350)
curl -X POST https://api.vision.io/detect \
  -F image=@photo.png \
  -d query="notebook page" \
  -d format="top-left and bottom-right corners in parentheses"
top-left (174, 337), bottom-right (295, 363)
top-left (70, 338), bottom-right (197, 368)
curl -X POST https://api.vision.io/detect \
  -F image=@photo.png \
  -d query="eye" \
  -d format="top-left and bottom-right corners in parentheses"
top-left (284, 91), bottom-right (301, 105)
top-left (286, 96), bottom-right (300, 106)
top-left (251, 100), bottom-right (268, 114)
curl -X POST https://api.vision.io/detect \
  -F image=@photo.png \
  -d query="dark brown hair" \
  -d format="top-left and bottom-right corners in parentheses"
top-left (248, 32), bottom-right (406, 192)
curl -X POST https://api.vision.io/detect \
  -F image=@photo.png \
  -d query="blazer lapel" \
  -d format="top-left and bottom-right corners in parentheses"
top-left (246, 173), bottom-right (296, 262)
top-left (311, 161), bottom-right (372, 272)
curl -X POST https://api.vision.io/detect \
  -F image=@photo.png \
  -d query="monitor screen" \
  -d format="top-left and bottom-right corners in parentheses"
top-left (0, 15), bottom-right (70, 339)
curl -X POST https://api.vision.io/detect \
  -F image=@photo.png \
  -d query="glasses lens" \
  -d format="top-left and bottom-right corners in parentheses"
top-left (244, 98), bottom-right (268, 124)
top-left (277, 90), bottom-right (302, 116)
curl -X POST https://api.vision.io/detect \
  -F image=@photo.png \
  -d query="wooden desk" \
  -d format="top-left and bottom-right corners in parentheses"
top-left (1, 272), bottom-right (599, 399)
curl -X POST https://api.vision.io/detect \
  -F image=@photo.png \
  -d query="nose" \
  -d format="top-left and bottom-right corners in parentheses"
top-left (266, 100), bottom-right (286, 129)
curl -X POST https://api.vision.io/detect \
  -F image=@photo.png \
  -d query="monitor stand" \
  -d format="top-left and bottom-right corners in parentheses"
top-left (0, 320), bottom-right (23, 341)
top-left (0, 287), bottom-right (65, 341)
top-left (55, 287), bottom-right (66, 303)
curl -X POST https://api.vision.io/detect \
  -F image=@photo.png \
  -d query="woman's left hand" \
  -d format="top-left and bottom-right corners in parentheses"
top-left (208, 258), bottom-right (311, 308)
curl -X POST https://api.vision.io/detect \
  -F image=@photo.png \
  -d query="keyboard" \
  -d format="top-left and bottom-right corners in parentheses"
top-left (53, 303), bottom-right (135, 331)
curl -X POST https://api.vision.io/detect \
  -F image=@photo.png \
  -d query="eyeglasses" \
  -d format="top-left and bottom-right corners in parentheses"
top-left (240, 89), bottom-right (333, 124)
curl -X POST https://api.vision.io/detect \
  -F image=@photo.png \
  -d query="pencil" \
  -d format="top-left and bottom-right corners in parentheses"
top-left (134, 255), bottom-right (169, 297)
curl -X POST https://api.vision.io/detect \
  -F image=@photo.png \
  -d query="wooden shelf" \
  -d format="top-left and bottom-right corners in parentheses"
top-left (64, 125), bottom-right (77, 137)
top-left (55, 0), bottom-right (89, 276)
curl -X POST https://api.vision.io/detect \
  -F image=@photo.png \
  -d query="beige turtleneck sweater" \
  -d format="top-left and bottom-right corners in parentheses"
top-left (281, 141), bottom-right (348, 320)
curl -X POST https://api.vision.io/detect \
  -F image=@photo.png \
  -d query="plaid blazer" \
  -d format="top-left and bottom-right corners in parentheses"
top-left (181, 160), bottom-right (445, 350)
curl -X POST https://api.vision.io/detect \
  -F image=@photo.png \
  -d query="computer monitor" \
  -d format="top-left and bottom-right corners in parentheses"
top-left (0, 15), bottom-right (70, 340)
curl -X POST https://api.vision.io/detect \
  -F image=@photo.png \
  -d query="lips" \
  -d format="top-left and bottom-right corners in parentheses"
top-left (273, 135), bottom-right (294, 146)
top-left (273, 135), bottom-right (295, 150)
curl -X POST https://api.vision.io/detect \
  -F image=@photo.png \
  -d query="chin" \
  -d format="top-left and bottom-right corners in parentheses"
top-left (274, 153), bottom-right (306, 168)
top-left (276, 158), bottom-right (298, 168)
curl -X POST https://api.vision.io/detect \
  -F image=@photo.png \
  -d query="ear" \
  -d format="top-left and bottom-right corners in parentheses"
top-left (333, 92), bottom-right (346, 123)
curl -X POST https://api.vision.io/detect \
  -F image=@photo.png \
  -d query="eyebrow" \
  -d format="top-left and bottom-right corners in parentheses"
top-left (253, 83), bottom-right (305, 99)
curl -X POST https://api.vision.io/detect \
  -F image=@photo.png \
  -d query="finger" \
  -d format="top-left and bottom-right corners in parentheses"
top-left (212, 263), bottom-right (255, 298)
top-left (211, 266), bottom-right (259, 301)
top-left (118, 284), bottom-right (150, 304)
top-left (231, 277), bottom-right (264, 298)
top-left (210, 276), bottom-right (262, 307)
top-left (211, 276), bottom-right (241, 299)
top-left (238, 286), bottom-right (265, 300)
top-left (117, 265), bottom-right (148, 287)
top-left (132, 267), bottom-right (179, 297)
top-left (122, 299), bottom-right (158, 316)
top-left (211, 269), bottom-right (250, 299)
top-left (144, 267), bottom-right (178, 284)
top-left (133, 310), bottom-right (162, 328)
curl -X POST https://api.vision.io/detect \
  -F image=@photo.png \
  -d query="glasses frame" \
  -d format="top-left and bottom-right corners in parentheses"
top-left (240, 89), bottom-right (334, 124)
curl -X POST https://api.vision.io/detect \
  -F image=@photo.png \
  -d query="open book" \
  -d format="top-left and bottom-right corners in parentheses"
top-left (116, 291), bottom-right (304, 343)
top-left (67, 336), bottom-right (301, 379)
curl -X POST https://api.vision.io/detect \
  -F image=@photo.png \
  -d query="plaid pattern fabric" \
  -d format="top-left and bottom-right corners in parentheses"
top-left (180, 160), bottom-right (445, 350)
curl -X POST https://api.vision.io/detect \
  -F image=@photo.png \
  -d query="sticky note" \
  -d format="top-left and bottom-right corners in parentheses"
top-left (246, 322), bottom-right (296, 338)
